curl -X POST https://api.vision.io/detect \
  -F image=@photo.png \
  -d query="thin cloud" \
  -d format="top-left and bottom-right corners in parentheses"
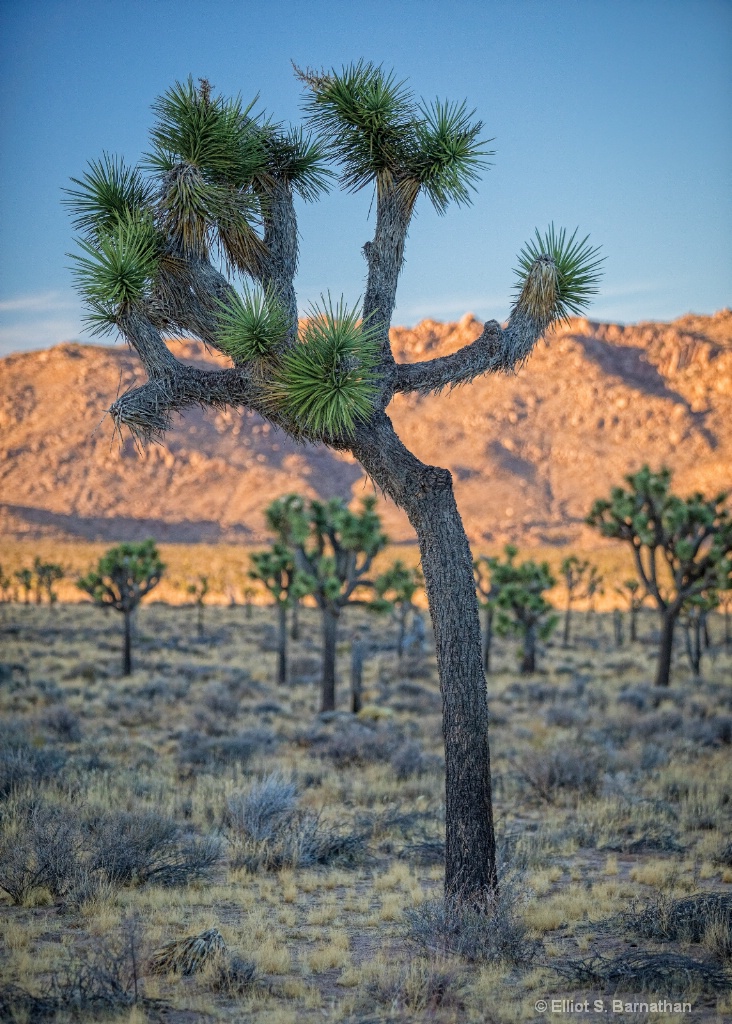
top-left (0, 290), bottom-right (76, 314)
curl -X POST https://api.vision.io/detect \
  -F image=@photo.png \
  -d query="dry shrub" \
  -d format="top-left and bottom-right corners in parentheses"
top-left (227, 771), bottom-right (367, 872)
top-left (362, 959), bottom-right (466, 1013)
top-left (513, 745), bottom-right (605, 803)
top-left (404, 878), bottom-right (535, 966)
top-left (622, 893), bottom-right (732, 957)
top-left (552, 950), bottom-right (731, 995)
top-left (89, 809), bottom-right (221, 886)
top-left (0, 802), bottom-right (80, 904)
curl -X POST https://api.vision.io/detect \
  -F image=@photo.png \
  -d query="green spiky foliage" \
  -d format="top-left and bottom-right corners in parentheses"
top-left (512, 224), bottom-right (604, 326)
top-left (587, 466), bottom-right (732, 686)
top-left (77, 540), bottom-right (165, 674)
top-left (490, 546), bottom-right (558, 674)
top-left (63, 153), bottom-right (156, 240)
top-left (71, 210), bottom-right (160, 334)
top-left (215, 285), bottom-right (289, 363)
top-left (560, 554), bottom-right (590, 646)
top-left (260, 124), bottom-right (333, 202)
top-left (269, 296), bottom-right (380, 438)
top-left (66, 77), bottom-right (331, 330)
top-left (297, 61), bottom-right (491, 214)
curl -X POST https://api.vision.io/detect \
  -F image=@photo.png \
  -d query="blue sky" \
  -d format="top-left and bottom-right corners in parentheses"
top-left (1, 0), bottom-right (730, 356)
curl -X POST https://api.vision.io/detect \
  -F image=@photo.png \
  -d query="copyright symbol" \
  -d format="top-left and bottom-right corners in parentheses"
top-left (535, 1000), bottom-right (548, 1013)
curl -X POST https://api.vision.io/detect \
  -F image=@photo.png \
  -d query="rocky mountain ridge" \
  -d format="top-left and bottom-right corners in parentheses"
top-left (1, 309), bottom-right (730, 547)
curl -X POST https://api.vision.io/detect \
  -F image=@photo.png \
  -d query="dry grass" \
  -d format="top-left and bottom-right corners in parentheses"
top-left (0, 589), bottom-right (731, 1023)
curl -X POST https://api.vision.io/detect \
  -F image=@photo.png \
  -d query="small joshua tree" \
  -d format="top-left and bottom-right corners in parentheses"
top-left (614, 578), bottom-right (646, 643)
top-left (35, 561), bottom-right (65, 606)
top-left (492, 547), bottom-right (558, 674)
top-left (66, 66), bottom-right (602, 899)
top-left (474, 553), bottom-right (502, 673)
top-left (280, 494), bottom-right (387, 711)
top-left (249, 533), bottom-right (313, 686)
top-left (587, 466), bottom-right (732, 687)
top-left (560, 554), bottom-right (589, 647)
top-left (187, 574), bottom-right (209, 638)
top-left (77, 540), bottom-right (165, 675)
top-left (15, 568), bottom-right (33, 605)
top-left (681, 591), bottom-right (718, 679)
top-left (374, 559), bottom-right (423, 659)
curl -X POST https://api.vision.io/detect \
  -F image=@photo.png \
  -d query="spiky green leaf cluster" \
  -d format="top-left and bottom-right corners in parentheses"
top-left (298, 61), bottom-right (491, 214)
top-left (216, 285), bottom-right (289, 363)
top-left (71, 211), bottom-right (160, 334)
top-left (63, 153), bottom-right (155, 239)
top-left (147, 77), bottom-right (266, 183)
top-left (410, 100), bottom-right (491, 213)
top-left (512, 224), bottom-right (604, 325)
top-left (249, 543), bottom-right (313, 605)
top-left (261, 125), bottom-right (333, 202)
top-left (271, 296), bottom-right (380, 438)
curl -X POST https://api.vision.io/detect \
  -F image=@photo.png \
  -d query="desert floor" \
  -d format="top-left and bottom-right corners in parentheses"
top-left (1, 600), bottom-right (731, 1023)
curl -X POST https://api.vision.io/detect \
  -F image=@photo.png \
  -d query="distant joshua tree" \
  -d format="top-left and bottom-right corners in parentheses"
top-left (614, 578), bottom-right (646, 643)
top-left (588, 466), bottom-right (732, 687)
top-left (374, 560), bottom-right (423, 659)
top-left (492, 546), bottom-right (558, 674)
top-left (187, 574), bottom-right (209, 638)
top-left (65, 66), bottom-right (602, 899)
top-left (473, 552), bottom-right (501, 673)
top-left (560, 555), bottom-right (589, 647)
top-left (77, 540), bottom-right (165, 675)
top-left (15, 568), bottom-right (33, 605)
top-left (33, 560), bottom-right (65, 606)
top-left (250, 507), bottom-right (313, 686)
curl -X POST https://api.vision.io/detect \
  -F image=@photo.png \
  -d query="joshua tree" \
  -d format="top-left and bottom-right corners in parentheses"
top-left (681, 591), bottom-right (718, 679)
top-left (614, 578), bottom-right (646, 643)
top-left (65, 67), bottom-right (602, 899)
top-left (242, 584), bottom-right (256, 620)
top-left (492, 547), bottom-right (558, 674)
top-left (473, 552), bottom-right (503, 673)
top-left (77, 540), bottom-right (165, 675)
top-left (374, 559), bottom-right (423, 659)
top-left (284, 495), bottom-right (386, 711)
top-left (187, 574), bottom-right (209, 638)
top-left (249, 539), bottom-right (312, 686)
top-left (560, 554), bottom-right (589, 647)
top-left (15, 568), bottom-right (33, 605)
top-left (35, 561), bottom-right (65, 606)
top-left (588, 466), bottom-right (732, 687)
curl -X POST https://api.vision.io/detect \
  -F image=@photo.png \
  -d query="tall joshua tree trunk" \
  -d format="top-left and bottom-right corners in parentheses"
top-left (353, 413), bottom-right (497, 895)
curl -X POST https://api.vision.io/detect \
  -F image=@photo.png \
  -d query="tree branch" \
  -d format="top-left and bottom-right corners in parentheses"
top-left (109, 361), bottom-right (259, 446)
top-left (393, 311), bottom-right (550, 396)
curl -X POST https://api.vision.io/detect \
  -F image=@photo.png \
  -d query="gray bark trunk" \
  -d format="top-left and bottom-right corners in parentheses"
top-left (321, 606), bottom-right (339, 712)
top-left (350, 412), bottom-right (497, 899)
top-left (123, 608), bottom-right (132, 676)
top-left (655, 611), bottom-right (676, 687)
top-left (277, 601), bottom-right (288, 686)
top-left (520, 622), bottom-right (537, 675)
top-left (351, 634), bottom-right (364, 714)
top-left (483, 606), bottom-right (493, 673)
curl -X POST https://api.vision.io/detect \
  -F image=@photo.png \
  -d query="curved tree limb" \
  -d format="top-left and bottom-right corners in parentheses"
top-left (393, 311), bottom-right (550, 396)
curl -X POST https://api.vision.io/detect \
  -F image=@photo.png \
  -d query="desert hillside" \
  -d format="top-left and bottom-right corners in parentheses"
top-left (1, 309), bottom-right (730, 547)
